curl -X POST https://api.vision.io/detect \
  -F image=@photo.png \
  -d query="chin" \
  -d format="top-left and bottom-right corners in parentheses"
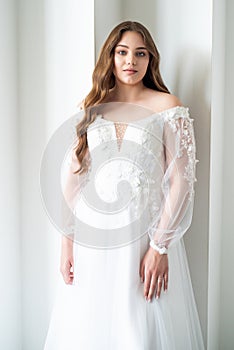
top-left (122, 78), bottom-right (143, 85)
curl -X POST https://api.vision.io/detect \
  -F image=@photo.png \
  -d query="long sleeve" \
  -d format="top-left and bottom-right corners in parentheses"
top-left (61, 144), bottom-right (88, 240)
top-left (149, 107), bottom-right (198, 251)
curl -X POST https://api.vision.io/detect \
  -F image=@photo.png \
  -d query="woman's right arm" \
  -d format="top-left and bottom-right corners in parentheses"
top-left (60, 101), bottom-right (85, 284)
top-left (60, 235), bottom-right (74, 284)
top-left (60, 141), bottom-right (81, 284)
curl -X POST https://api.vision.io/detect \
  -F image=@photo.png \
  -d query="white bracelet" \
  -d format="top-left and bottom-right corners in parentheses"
top-left (150, 240), bottom-right (168, 255)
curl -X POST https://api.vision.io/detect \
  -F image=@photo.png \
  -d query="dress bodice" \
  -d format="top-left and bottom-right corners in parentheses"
top-left (62, 105), bottom-right (197, 250)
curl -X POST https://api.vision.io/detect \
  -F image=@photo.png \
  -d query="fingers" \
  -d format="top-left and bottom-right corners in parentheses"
top-left (164, 272), bottom-right (169, 291)
top-left (60, 260), bottom-right (74, 284)
top-left (147, 274), bottom-right (157, 301)
top-left (144, 270), bottom-right (151, 300)
top-left (144, 273), bottom-right (168, 302)
top-left (139, 260), bottom-right (145, 283)
top-left (155, 275), bottom-right (163, 299)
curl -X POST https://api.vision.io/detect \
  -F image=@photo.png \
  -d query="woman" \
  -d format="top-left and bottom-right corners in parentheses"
top-left (44, 21), bottom-right (205, 350)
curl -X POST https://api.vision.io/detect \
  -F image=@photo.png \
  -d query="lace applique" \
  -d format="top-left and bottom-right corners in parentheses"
top-left (180, 117), bottom-right (199, 200)
top-left (164, 107), bottom-right (198, 201)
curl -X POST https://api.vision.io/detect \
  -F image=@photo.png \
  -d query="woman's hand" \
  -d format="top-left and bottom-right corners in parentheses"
top-left (139, 247), bottom-right (168, 302)
top-left (60, 236), bottom-right (74, 285)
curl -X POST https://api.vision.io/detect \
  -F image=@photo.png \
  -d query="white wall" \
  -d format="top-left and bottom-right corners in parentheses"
top-left (0, 0), bottom-right (21, 349)
top-left (18, 0), bottom-right (94, 349)
top-left (18, 1), bottom-right (51, 348)
top-left (208, 0), bottom-right (226, 348)
top-left (219, 1), bottom-right (234, 347)
top-left (95, 0), bottom-right (212, 345)
top-left (208, 0), bottom-right (234, 348)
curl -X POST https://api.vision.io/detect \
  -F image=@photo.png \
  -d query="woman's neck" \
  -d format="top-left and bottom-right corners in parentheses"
top-left (109, 82), bottom-right (147, 103)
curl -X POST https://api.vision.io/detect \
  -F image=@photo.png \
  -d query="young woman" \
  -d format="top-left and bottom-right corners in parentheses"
top-left (44, 21), bottom-right (205, 350)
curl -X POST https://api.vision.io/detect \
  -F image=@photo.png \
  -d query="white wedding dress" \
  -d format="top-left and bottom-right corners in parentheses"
top-left (43, 103), bottom-right (205, 350)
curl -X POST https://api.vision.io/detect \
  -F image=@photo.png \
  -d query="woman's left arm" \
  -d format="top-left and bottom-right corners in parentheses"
top-left (149, 107), bottom-right (198, 251)
top-left (140, 107), bottom-right (198, 301)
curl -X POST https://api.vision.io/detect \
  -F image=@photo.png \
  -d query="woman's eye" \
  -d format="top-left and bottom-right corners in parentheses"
top-left (117, 50), bottom-right (127, 55)
top-left (136, 51), bottom-right (146, 57)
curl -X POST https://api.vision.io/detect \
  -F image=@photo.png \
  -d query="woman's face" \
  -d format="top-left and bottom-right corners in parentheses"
top-left (113, 31), bottom-right (150, 87)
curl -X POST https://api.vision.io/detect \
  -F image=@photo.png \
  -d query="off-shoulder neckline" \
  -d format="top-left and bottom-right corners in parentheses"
top-left (97, 105), bottom-right (189, 124)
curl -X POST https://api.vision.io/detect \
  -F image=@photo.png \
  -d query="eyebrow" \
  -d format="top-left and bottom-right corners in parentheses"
top-left (116, 44), bottom-right (147, 50)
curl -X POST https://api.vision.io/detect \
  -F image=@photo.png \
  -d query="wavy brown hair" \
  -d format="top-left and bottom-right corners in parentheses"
top-left (74, 20), bottom-right (170, 174)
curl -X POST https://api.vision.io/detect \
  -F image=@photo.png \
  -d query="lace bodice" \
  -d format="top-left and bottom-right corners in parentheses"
top-left (62, 105), bottom-right (198, 250)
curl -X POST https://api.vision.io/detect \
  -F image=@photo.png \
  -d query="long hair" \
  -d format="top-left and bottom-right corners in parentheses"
top-left (74, 20), bottom-right (170, 174)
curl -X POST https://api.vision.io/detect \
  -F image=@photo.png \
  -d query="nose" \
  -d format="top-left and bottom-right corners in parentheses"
top-left (126, 52), bottom-right (136, 66)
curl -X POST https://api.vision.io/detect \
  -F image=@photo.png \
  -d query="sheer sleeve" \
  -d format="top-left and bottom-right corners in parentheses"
top-left (61, 144), bottom-right (88, 240)
top-left (149, 107), bottom-right (198, 252)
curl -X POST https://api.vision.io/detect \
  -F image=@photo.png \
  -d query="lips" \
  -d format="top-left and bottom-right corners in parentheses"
top-left (123, 69), bottom-right (137, 73)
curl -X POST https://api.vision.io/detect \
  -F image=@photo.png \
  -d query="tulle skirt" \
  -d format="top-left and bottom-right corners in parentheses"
top-left (43, 234), bottom-right (205, 350)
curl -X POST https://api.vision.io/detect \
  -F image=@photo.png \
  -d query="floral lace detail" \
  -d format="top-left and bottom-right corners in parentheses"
top-left (164, 107), bottom-right (198, 201)
top-left (181, 118), bottom-right (199, 200)
top-left (96, 122), bottom-right (113, 149)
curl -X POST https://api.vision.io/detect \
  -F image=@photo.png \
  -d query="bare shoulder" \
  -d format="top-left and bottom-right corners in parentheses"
top-left (145, 90), bottom-right (183, 112)
top-left (158, 92), bottom-right (183, 109)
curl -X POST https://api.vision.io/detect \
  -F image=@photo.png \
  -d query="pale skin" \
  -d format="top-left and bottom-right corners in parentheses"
top-left (60, 30), bottom-right (183, 302)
